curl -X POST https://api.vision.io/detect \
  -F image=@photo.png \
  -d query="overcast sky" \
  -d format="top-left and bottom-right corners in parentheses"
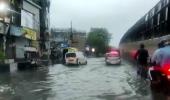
top-left (50, 0), bottom-right (160, 47)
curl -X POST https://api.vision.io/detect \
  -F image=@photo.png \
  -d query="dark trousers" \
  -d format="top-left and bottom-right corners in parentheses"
top-left (137, 63), bottom-right (148, 78)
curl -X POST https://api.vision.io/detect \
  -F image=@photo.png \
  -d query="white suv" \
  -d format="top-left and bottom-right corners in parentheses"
top-left (65, 52), bottom-right (87, 65)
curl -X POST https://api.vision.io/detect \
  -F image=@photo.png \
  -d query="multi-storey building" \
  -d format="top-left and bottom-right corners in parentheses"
top-left (51, 28), bottom-right (86, 51)
top-left (0, 0), bottom-right (50, 62)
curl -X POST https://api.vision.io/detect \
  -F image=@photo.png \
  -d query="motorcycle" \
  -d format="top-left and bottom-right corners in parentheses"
top-left (148, 64), bottom-right (170, 92)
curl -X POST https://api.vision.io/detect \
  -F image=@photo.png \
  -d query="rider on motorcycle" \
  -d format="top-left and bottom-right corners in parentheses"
top-left (135, 43), bottom-right (149, 78)
top-left (149, 39), bottom-right (170, 86)
top-left (151, 40), bottom-right (170, 67)
top-left (151, 40), bottom-right (166, 66)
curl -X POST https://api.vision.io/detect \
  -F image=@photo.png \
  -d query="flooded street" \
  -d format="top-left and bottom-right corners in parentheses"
top-left (0, 58), bottom-right (169, 100)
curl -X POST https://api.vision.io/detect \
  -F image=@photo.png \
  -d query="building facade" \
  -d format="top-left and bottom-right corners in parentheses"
top-left (51, 28), bottom-right (70, 49)
top-left (0, 0), bottom-right (50, 62)
top-left (70, 31), bottom-right (86, 51)
top-left (51, 28), bottom-right (86, 51)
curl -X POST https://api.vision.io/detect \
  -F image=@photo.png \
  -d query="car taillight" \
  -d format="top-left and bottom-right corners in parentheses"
top-left (111, 51), bottom-right (119, 56)
top-left (111, 51), bottom-right (118, 54)
top-left (167, 75), bottom-right (170, 79)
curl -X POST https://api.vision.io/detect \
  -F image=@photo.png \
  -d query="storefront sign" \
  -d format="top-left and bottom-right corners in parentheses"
top-left (23, 28), bottom-right (37, 40)
top-left (10, 25), bottom-right (22, 36)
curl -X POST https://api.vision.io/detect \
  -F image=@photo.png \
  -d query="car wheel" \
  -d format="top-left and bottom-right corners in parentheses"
top-left (118, 61), bottom-right (121, 65)
top-left (76, 59), bottom-right (79, 66)
top-left (106, 62), bottom-right (109, 65)
top-left (85, 61), bottom-right (87, 65)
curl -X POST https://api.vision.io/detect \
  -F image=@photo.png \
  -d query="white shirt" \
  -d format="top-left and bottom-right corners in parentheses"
top-left (151, 46), bottom-right (170, 67)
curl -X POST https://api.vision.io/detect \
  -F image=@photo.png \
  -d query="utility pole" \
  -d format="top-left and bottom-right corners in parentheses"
top-left (70, 21), bottom-right (73, 40)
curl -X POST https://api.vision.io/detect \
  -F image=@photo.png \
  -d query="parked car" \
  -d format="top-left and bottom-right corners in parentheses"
top-left (65, 51), bottom-right (87, 65)
top-left (105, 49), bottom-right (121, 65)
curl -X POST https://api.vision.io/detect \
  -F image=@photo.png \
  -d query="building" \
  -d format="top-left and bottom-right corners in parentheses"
top-left (51, 28), bottom-right (86, 51)
top-left (51, 28), bottom-right (70, 49)
top-left (0, 0), bottom-right (50, 63)
top-left (0, 0), bottom-right (10, 60)
top-left (70, 31), bottom-right (86, 51)
top-left (8, 0), bottom-right (41, 61)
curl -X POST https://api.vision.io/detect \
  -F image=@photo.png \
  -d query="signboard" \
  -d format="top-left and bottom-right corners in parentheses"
top-left (61, 43), bottom-right (69, 48)
top-left (10, 25), bottom-right (22, 36)
top-left (23, 27), bottom-right (37, 40)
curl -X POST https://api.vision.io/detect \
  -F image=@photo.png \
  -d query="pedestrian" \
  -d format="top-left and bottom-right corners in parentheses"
top-left (135, 43), bottom-right (149, 78)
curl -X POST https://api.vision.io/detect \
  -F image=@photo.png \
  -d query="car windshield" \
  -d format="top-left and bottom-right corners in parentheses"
top-left (66, 53), bottom-right (76, 57)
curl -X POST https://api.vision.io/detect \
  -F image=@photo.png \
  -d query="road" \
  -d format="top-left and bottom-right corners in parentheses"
top-left (0, 58), bottom-right (169, 100)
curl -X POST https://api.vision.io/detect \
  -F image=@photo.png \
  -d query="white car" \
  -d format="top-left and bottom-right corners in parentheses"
top-left (65, 51), bottom-right (87, 65)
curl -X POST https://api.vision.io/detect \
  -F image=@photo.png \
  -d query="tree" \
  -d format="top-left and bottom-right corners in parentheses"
top-left (87, 28), bottom-right (111, 56)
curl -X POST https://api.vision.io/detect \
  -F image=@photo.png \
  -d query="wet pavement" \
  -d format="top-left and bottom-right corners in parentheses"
top-left (0, 58), bottom-right (170, 100)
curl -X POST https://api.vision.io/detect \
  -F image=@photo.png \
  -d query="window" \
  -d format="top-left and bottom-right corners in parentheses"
top-left (163, 0), bottom-right (167, 7)
top-left (145, 14), bottom-right (148, 22)
top-left (165, 7), bottom-right (168, 21)
top-left (157, 14), bottom-right (160, 25)
top-left (11, 12), bottom-right (21, 25)
top-left (150, 8), bottom-right (155, 17)
top-left (157, 2), bottom-right (162, 12)
top-left (151, 18), bottom-right (154, 28)
top-left (66, 53), bottom-right (76, 57)
top-left (21, 10), bottom-right (34, 29)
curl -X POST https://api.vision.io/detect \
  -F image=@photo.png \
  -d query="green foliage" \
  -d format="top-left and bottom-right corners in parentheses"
top-left (87, 28), bottom-right (111, 55)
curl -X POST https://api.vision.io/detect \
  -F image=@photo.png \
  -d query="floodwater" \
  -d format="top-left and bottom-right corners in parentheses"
top-left (0, 58), bottom-right (169, 100)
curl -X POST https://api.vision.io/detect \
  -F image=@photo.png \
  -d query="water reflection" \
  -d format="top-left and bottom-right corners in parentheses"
top-left (0, 67), bottom-right (51, 100)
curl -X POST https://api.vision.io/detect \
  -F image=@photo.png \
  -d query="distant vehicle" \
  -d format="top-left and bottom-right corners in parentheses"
top-left (65, 51), bottom-right (87, 65)
top-left (105, 49), bottom-right (121, 65)
top-left (62, 47), bottom-right (78, 63)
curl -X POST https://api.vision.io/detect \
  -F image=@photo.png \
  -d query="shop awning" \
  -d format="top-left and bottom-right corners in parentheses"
top-left (10, 25), bottom-right (22, 36)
